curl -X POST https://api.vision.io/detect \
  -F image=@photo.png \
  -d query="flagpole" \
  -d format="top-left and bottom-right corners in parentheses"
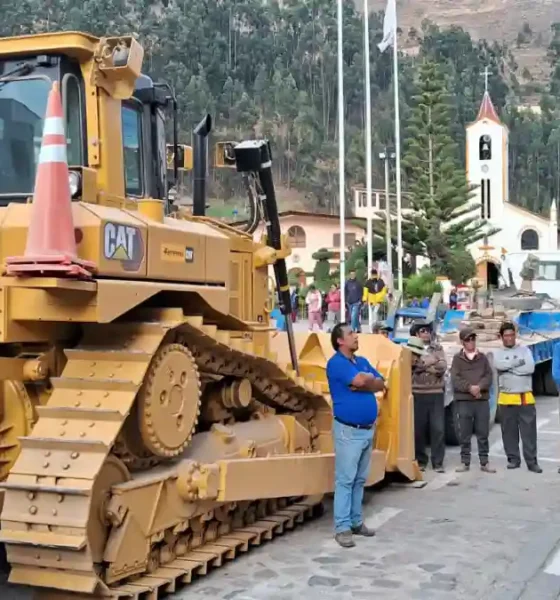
top-left (364, 0), bottom-right (373, 330)
top-left (392, 7), bottom-right (404, 292)
top-left (337, 0), bottom-right (346, 321)
top-left (383, 151), bottom-right (393, 280)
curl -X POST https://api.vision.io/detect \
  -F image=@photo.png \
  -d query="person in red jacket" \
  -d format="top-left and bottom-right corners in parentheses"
top-left (326, 284), bottom-right (341, 325)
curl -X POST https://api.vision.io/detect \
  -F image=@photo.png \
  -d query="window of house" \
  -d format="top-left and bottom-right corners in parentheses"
top-left (287, 225), bottom-right (306, 248)
top-left (333, 232), bottom-right (356, 247)
top-left (521, 228), bottom-right (539, 251)
top-left (121, 105), bottom-right (143, 197)
top-left (359, 191), bottom-right (380, 209)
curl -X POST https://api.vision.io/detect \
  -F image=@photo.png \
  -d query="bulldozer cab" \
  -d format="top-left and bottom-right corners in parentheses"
top-left (128, 74), bottom-right (182, 203)
top-left (0, 32), bottom-right (185, 209)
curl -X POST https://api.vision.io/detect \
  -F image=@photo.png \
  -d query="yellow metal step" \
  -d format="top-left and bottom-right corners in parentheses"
top-left (0, 530), bottom-right (87, 549)
top-left (51, 377), bottom-right (140, 393)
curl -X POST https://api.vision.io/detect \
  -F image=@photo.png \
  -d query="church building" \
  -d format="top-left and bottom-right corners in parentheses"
top-left (465, 88), bottom-right (558, 289)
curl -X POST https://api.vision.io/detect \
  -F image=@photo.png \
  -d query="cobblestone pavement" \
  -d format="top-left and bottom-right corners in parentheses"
top-left (3, 397), bottom-right (560, 600)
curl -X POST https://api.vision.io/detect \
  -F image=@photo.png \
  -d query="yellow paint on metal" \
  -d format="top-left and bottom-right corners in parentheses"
top-left (137, 199), bottom-right (165, 223)
top-left (214, 141), bottom-right (237, 168)
top-left (0, 382), bottom-right (35, 481)
top-left (0, 30), bottom-right (419, 599)
top-left (272, 331), bottom-right (421, 482)
top-left (356, 334), bottom-right (421, 481)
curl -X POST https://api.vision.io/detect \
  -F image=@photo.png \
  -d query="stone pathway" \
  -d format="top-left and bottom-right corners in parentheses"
top-left (3, 397), bottom-right (560, 600)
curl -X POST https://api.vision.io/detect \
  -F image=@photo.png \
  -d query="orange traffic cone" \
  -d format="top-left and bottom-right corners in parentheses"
top-left (5, 81), bottom-right (96, 278)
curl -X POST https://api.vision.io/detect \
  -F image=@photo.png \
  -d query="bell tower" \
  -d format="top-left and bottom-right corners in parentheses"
top-left (466, 67), bottom-right (509, 226)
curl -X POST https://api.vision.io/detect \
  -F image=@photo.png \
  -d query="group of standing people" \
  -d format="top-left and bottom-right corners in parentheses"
top-left (291, 268), bottom-right (387, 332)
top-left (297, 283), bottom-right (342, 331)
top-left (407, 320), bottom-right (541, 474)
top-left (344, 268), bottom-right (388, 333)
top-left (325, 316), bottom-right (544, 550)
top-left (290, 284), bottom-right (338, 329)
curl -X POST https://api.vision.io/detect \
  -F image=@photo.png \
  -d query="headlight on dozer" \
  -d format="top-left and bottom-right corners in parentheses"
top-left (68, 170), bottom-right (81, 198)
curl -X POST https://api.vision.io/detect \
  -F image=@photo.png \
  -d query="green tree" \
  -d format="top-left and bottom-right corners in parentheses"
top-left (0, 1), bottom-right (559, 218)
top-left (442, 247), bottom-right (476, 285)
top-left (311, 248), bottom-right (334, 292)
top-left (401, 60), bottom-right (490, 269)
top-left (404, 268), bottom-right (443, 300)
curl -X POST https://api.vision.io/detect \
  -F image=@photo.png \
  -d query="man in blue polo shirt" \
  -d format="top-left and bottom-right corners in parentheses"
top-left (326, 322), bottom-right (385, 548)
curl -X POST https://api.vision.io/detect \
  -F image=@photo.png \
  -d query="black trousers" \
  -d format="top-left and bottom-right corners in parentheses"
top-left (457, 400), bottom-right (490, 465)
top-left (499, 404), bottom-right (538, 466)
top-left (414, 392), bottom-right (445, 468)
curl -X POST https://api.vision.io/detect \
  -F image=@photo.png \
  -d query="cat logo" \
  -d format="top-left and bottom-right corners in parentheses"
top-left (103, 222), bottom-right (144, 271)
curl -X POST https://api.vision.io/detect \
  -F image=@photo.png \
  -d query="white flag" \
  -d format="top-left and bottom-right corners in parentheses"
top-left (377, 0), bottom-right (396, 52)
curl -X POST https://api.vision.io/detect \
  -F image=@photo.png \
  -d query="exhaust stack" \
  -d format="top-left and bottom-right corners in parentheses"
top-left (192, 114), bottom-right (212, 216)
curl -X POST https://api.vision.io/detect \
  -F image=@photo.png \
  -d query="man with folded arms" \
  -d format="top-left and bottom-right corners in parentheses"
top-left (494, 321), bottom-right (542, 473)
top-left (327, 323), bottom-right (385, 548)
top-left (451, 328), bottom-right (496, 473)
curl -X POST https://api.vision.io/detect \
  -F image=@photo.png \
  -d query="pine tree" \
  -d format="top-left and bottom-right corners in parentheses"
top-left (402, 60), bottom-right (489, 278)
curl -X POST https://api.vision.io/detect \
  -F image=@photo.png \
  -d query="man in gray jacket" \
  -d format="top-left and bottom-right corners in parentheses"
top-left (494, 322), bottom-right (542, 473)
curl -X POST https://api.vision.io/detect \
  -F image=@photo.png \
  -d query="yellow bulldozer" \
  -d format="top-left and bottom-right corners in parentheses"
top-left (0, 31), bottom-right (419, 598)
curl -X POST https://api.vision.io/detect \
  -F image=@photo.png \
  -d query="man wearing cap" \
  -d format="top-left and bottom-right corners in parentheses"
top-left (407, 322), bottom-right (447, 472)
top-left (326, 322), bottom-right (386, 548)
top-left (451, 328), bottom-right (496, 473)
top-left (371, 323), bottom-right (393, 339)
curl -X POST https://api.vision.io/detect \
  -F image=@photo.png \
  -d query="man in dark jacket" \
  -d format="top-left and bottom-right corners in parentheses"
top-left (409, 321), bottom-right (447, 472)
top-left (451, 328), bottom-right (496, 473)
top-left (344, 270), bottom-right (363, 333)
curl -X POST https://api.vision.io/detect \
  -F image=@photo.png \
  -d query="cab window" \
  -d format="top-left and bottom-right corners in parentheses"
top-left (62, 74), bottom-right (83, 166)
top-left (122, 105), bottom-right (143, 197)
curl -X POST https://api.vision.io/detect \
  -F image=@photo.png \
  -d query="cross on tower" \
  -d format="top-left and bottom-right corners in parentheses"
top-left (482, 66), bottom-right (491, 93)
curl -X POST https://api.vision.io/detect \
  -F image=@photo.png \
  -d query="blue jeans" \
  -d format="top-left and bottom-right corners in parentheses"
top-left (333, 419), bottom-right (374, 533)
top-left (348, 302), bottom-right (361, 332)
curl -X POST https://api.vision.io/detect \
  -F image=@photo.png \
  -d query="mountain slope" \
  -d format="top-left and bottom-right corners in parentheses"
top-left (367, 0), bottom-right (560, 82)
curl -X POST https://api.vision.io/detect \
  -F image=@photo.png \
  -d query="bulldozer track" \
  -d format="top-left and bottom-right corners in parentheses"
top-left (101, 497), bottom-right (321, 600)
top-left (0, 308), bottom-right (330, 597)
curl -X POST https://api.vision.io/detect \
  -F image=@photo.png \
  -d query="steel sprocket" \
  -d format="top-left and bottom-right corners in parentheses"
top-left (138, 343), bottom-right (201, 458)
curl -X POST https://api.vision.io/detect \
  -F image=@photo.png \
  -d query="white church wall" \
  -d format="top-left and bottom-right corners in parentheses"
top-left (467, 206), bottom-right (550, 261)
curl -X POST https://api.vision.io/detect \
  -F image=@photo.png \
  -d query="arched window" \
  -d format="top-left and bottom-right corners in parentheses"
top-left (479, 134), bottom-right (492, 161)
top-left (287, 225), bottom-right (306, 248)
top-left (521, 228), bottom-right (539, 251)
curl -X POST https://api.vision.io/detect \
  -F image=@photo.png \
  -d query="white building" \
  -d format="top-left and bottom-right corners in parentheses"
top-left (465, 91), bottom-right (558, 290)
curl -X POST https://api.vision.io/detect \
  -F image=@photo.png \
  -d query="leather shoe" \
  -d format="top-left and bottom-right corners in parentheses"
top-left (351, 523), bottom-right (375, 537)
top-left (334, 531), bottom-right (355, 548)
